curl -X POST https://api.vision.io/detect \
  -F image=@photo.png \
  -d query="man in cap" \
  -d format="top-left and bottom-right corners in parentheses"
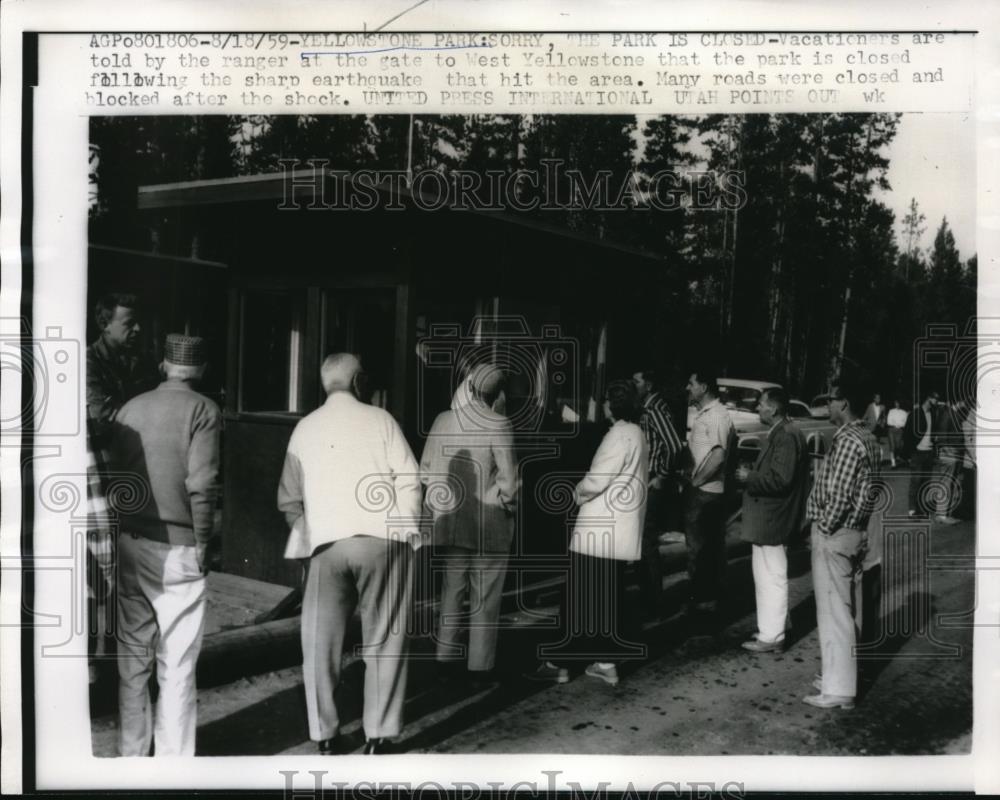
top-left (420, 363), bottom-right (518, 685)
top-left (109, 334), bottom-right (221, 756)
top-left (278, 353), bottom-right (423, 755)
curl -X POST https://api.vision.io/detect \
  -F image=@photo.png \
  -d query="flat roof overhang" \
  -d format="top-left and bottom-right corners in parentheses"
top-left (137, 170), bottom-right (668, 265)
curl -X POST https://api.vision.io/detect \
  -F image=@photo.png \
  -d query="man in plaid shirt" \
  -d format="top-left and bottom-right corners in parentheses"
top-left (804, 376), bottom-right (881, 710)
top-left (633, 369), bottom-right (684, 617)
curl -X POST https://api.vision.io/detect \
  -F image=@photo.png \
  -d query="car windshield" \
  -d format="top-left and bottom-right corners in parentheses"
top-left (788, 401), bottom-right (810, 418)
top-left (719, 385), bottom-right (762, 412)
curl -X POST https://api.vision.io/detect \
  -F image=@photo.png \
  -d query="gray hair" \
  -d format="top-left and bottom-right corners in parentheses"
top-left (163, 361), bottom-right (206, 382)
top-left (320, 353), bottom-right (361, 394)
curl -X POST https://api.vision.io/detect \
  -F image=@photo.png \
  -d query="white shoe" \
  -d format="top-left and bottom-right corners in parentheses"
top-left (935, 515), bottom-right (960, 525)
top-left (584, 662), bottom-right (620, 686)
top-left (802, 693), bottom-right (855, 710)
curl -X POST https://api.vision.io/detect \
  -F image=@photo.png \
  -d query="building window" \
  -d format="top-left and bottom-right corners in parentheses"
top-left (322, 289), bottom-right (395, 409)
top-left (239, 290), bottom-right (305, 413)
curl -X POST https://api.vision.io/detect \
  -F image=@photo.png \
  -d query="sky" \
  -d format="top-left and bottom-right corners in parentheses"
top-left (633, 111), bottom-right (976, 263)
top-left (878, 112), bottom-right (976, 261)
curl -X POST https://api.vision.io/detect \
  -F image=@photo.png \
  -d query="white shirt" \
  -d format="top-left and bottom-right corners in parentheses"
top-left (887, 408), bottom-right (908, 429)
top-left (277, 392), bottom-right (423, 555)
top-left (688, 398), bottom-right (734, 494)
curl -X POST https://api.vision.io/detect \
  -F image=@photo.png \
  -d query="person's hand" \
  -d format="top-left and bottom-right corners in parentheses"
top-left (649, 475), bottom-right (666, 491)
top-left (736, 465), bottom-right (751, 482)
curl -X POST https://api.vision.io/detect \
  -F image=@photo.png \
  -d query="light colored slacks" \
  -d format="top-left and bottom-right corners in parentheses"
top-left (811, 524), bottom-right (863, 698)
top-left (301, 536), bottom-right (414, 742)
top-left (751, 543), bottom-right (788, 643)
top-left (116, 534), bottom-right (206, 757)
top-left (435, 546), bottom-right (509, 671)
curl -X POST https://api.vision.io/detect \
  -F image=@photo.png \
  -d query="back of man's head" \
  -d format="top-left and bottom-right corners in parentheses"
top-left (832, 376), bottom-right (868, 420)
top-left (321, 353), bottom-right (362, 395)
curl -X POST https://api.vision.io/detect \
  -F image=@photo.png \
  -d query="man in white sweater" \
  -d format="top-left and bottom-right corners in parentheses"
top-left (277, 353), bottom-right (423, 755)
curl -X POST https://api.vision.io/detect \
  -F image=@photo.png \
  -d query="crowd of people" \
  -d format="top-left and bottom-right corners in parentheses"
top-left (83, 291), bottom-right (976, 756)
top-left (862, 390), bottom-right (976, 523)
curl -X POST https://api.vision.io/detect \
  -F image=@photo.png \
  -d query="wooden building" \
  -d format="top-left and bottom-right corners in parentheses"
top-left (90, 169), bottom-right (673, 587)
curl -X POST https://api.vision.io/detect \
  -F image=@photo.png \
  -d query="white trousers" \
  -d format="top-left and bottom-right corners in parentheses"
top-left (116, 534), bottom-right (206, 757)
top-left (751, 543), bottom-right (789, 643)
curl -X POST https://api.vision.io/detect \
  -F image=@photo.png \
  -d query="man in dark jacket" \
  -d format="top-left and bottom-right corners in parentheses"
top-left (738, 387), bottom-right (810, 652)
top-left (85, 293), bottom-right (158, 685)
top-left (905, 390), bottom-right (940, 516)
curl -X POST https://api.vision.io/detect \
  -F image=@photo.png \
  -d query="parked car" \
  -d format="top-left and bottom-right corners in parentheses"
top-left (732, 403), bottom-right (837, 494)
top-left (686, 378), bottom-right (782, 432)
top-left (686, 379), bottom-right (838, 494)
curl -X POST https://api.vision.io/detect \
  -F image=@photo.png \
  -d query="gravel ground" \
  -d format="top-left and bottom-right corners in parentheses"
top-left (91, 473), bottom-right (974, 758)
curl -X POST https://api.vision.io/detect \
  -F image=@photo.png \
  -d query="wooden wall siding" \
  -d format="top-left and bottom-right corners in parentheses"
top-left (222, 417), bottom-right (300, 587)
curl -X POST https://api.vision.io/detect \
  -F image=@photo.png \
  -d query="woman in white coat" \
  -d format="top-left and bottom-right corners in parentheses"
top-left (529, 380), bottom-right (649, 687)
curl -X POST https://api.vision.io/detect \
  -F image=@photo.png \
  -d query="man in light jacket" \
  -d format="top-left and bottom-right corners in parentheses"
top-left (111, 334), bottom-right (220, 757)
top-left (738, 387), bottom-right (810, 653)
top-left (420, 363), bottom-right (518, 683)
top-left (277, 353), bottom-right (423, 755)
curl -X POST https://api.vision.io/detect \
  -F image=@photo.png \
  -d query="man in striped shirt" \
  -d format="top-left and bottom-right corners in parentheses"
top-left (804, 377), bottom-right (882, 710)
top-left (633, 370), bottom-right (684, 618)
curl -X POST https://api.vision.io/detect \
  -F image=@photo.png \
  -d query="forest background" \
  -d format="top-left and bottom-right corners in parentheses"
top-left (89, 113), bottom-right (977, 403)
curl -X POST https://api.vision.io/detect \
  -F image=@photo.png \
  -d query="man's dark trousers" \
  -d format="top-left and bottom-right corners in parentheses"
top-left (683, 486), bottom-right (727, 606)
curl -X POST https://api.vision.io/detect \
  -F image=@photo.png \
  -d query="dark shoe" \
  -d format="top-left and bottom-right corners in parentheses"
top-left (435, 660), bottom-right (464, 684)
top-left (523, 661), bottom-right (569, 684)
top-left (363, 737), bottom-right (390, 755)
top-left (684, 599), bottom-right (718, 616)
top-left (318, 735), bottom-right (351, 755)
top-left (467, 669), bottom-right (499, 689)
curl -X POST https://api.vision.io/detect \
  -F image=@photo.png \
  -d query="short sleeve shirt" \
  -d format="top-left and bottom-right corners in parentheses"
top-left (688, 398), bottom-right (733, 494)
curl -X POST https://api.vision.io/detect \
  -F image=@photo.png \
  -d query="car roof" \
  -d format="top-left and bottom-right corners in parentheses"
top-left (718, 378), bottom-right (783, 390)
